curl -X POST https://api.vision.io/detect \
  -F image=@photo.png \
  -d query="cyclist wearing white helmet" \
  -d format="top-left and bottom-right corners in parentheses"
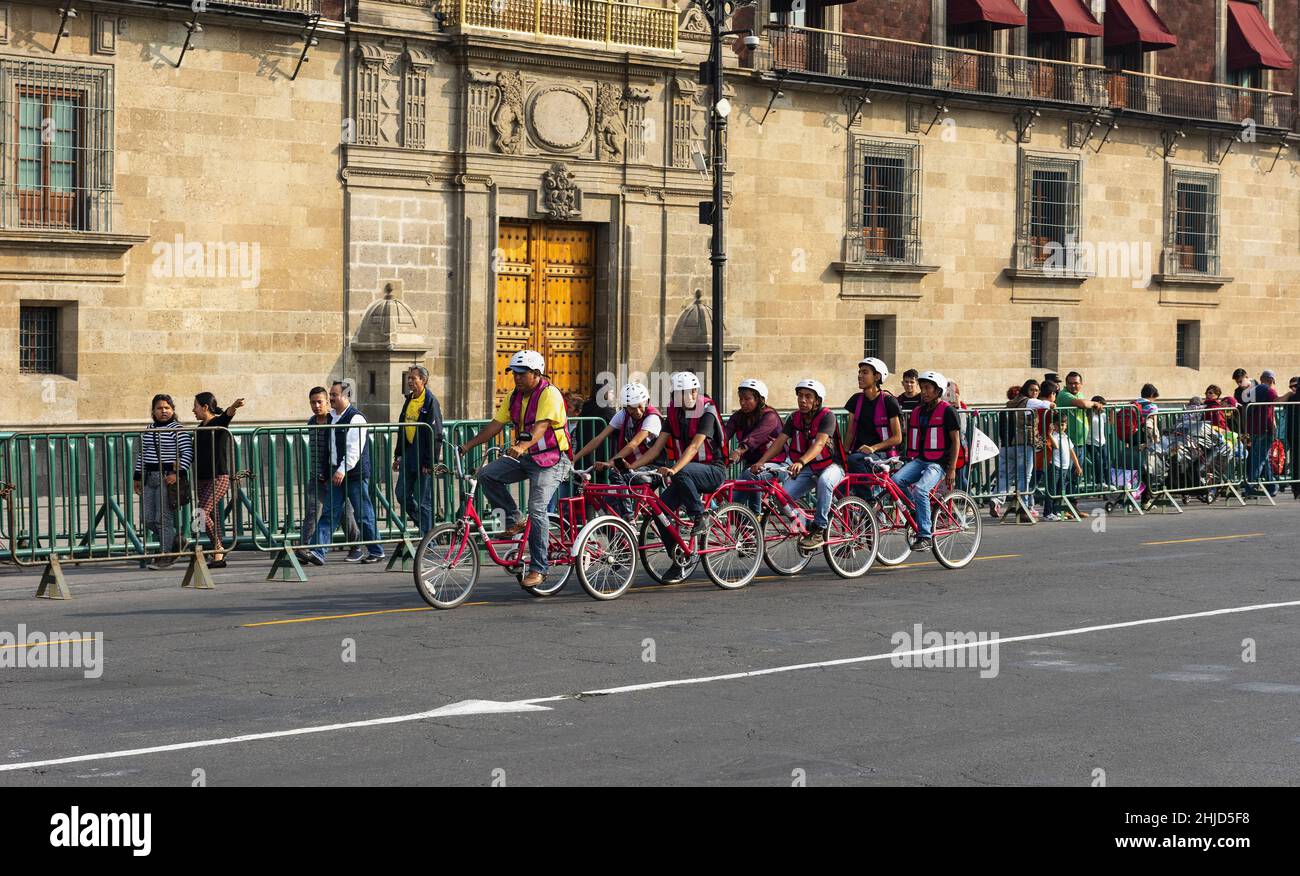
top-left (627, 371), bottom-right (728, 570)
top-left (844, 356), bottom-right (903, 502)
top-left (458, 349), bottom-right (573, 589)
top-left (571, 382), bottom-right (663, 519)
top-left (891, 370), bottom-right (961, 551)
top-left (750, 378), bottom-right (846, 550)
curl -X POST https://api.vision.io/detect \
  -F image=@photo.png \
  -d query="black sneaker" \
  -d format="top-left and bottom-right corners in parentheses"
top-left (360, 554), bottom-right (384, 564)
top-left (305, 552), bottom-right (325, 567)
top-left (146, 556), bottom-right (177, 571)
top-left (910, 537), bottom-right (932, 552)
top-left (661, 563), bottom-right (689, 584)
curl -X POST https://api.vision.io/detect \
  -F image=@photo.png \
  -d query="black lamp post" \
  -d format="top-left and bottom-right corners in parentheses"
top-left (692, 0), bottom-right (755, 400)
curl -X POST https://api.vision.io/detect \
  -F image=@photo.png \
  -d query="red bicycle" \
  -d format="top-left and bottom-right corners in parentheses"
top-left (714, 463), bottom-right (879, 578)
top-left (413, 449), bottom-right (633, 608)
top-left (840, 457), bottom-right (982, 569)
top-left (582, 468), bottom-right (764, 591)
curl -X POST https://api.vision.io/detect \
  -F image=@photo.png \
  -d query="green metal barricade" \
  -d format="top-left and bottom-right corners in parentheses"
top-left (1240, 401), bottom-right (1299, 504)
top-left (1136, 407), bottom-right (1248, 511)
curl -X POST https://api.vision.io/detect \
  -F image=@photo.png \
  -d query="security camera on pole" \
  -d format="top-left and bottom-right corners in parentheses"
top-left (693, 0), bottom-right (758, 401)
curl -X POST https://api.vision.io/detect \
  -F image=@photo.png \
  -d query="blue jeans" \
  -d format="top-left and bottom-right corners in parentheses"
top-left (1042, 467), bottom-right (1073, 517)
top-left (479, 453), bottom-right (572, 576)
top-left (996, 445), bottom-right (1032, 499)
top-left (734, 469), bottom-right (772, 516)
top-left (315, 476), bottom-right (382, 560)
top-left (660, 462), bottom-right (725, 519)
top-left (1247, 434), bottom-right (1277, 495)
top-left (846, 451), bottom-right (891, 502)
top-left (780, 463), bottom-right (844, 530)
top-left (891, 459), bottom-right (944, 539)
top-left (396, 458), bottom-right (434, 533)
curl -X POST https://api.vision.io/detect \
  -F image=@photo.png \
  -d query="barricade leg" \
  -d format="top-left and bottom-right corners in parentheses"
top-left (267, 547), bottom-right (308, 582)
top-left (35, 556), bottom-right (71, 600)
top-left (181, 545), bottom-right (215, 590)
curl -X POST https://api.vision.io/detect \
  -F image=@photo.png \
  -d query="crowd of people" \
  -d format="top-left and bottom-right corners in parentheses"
top-left (133, 353), bottom-right (1297, 582)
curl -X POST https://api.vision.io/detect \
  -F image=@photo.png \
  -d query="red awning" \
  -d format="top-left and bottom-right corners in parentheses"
top-left (1227, 0), bottom-right (1293, 70)
top-left (1104, 0), bottom-right (1177, 50)
top-left (949, 0), bottom-right (1028, 31)
top-left (1030, 0), bottom-right (1103, 37)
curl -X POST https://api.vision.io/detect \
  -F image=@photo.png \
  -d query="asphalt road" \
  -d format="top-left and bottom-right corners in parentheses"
top-left (2, 497), bottom-right (1298, 786)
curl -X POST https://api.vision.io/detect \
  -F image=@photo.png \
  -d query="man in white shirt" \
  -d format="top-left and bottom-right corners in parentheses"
top-left (312, 380), bottom-right (384, 564)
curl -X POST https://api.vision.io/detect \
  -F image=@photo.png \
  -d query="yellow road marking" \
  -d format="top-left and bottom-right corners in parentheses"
top-left (1143, 533), bottom-right (1263, 547)
top-left (243, 554), bottom-right (1021, 626)
top-left (0, 637), bottom-right (95, 650)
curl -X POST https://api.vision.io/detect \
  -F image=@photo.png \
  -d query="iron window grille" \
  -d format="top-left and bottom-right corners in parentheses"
top-left (863, 317), bottom-right (882, 360)
top-left (19, 305), bottom-right (58, 374)
top-left (1018, 153), bottom-right (1081, 270)
top-left (1176, 321), bottom-right (1189, 367)
top-left (849, 137), bottom-right (922, 265)
top-left (1165, 168), bottom-right (1220, 276)
top-left (1030, 319), bottom-right (1046, 370)
top-left (0, 57), bottom-right (114, 232)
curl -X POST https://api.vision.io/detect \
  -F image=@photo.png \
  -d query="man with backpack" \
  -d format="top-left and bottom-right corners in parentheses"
top-left (459, 350), bottom-right (573, 589)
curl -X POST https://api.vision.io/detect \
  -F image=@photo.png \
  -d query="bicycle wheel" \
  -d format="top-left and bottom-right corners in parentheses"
top-left (638, 514), bottom-right (700, 584)
top-left (874, 496), bottom-right (913, 566)
top-left (517, 513), bottom-right (573, 597)
top-left (931, 490), bottom-right (982, 570)
top-left (823, 496), bottom-right (879, 579)
top-left (761, 509), bottom-right (812, 576)
top-left (574, 516), bottom-right (638, 601)
top-left (413, 522), bottom-right (480, 609)
top-left (701, 503), bottom-right (763, 590)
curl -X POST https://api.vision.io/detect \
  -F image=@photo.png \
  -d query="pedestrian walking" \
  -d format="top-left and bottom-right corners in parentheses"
top-left (311, 381), bottom-right (384, 565)
top-left (192, 393), bottom-right (244, 568)
top-left (297, 386), bottom-right (359, 565)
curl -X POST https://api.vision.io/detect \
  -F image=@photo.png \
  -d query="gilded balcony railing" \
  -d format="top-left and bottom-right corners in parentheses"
top-left (1106, 70), bottom-right (1294, 131)
top-left (214, 0), bottom-right (323, 12)
top-left (441, 0), bottom-right (677, 52)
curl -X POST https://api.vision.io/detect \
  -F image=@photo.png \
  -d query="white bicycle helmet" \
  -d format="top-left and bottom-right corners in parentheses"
top-left (507, 349), bottom-right (545, 373)
top-left (858, 357), bottom-right (889, 381)
top-left (794, 378), bottom-right (826, 402)
top-left (620, 382), bottom-right (650, 407)
top-left (671, 371), bottom-right (701, 392)
top-left (737, 378), bottom-right (768, 400)
top-left (916, 370), bottom-right (948, 393)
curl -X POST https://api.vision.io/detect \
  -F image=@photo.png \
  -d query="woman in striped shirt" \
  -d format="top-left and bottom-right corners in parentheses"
top-left (133, 394), bottom-right (194, 570)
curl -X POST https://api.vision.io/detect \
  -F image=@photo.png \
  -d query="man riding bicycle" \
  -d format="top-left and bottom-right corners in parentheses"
top-left (458, 350), bottom-right (572, 589)
top-left (748, 379), bottom-right (846, 552)
top-left (572, 381), bottom-right (663, 519)
top-left (891, 370), bottom-right (961, 552)
top-left (844, 357), bottom-right (903, 503)
top-left (626, 371), bottom-right (728, 580)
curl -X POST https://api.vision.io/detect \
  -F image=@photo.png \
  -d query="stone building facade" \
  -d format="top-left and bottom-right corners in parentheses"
top-left (2, 0), bottom-right (1298, 426)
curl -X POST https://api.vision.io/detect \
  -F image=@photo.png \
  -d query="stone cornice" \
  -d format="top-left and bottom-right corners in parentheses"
top-left (455, 36), bottom-right (680, 79)
top-left (0, 230), bottom-right (149, 258)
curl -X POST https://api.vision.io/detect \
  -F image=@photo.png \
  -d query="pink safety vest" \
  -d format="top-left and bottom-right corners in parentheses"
top-left (852, 390), bottom-right (899, 458)
top-left (508, 378), bottom-right (571, 468)
top-left (907, 400), bottom-right (952, 463)
top-left (788, 406), bottom-right (843, 472)
top-left (620, 404), bottom-right (661, 455)
top-left (666, 396), bottom-right (728, 465)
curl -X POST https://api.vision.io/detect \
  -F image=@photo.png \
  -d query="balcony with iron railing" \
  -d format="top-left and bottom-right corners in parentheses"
top-left (203, 0), bottom-right (322, 13)
top-left (437, 0), bottom-right (678, 52)
top-left (756, 26), bottom-right (1295, 132)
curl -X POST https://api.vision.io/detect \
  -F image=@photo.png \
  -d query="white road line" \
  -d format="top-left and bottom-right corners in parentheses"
top-left (4, 599), bottom-right (1298, 773)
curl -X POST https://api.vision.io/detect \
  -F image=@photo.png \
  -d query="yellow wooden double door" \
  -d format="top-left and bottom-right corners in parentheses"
top-left (494, 220), bottom-right (596, 406)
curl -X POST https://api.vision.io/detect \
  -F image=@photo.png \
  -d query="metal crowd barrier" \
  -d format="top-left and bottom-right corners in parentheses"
top-left (1240, 401), bottom-right (1299, 504)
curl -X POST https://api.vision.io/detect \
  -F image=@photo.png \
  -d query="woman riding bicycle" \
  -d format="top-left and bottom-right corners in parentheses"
top-left (572, 381), bottom-right (663, 520)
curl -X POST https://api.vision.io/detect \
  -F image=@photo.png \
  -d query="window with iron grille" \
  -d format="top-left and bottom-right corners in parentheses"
top-left (863, 318), bottom-right (881, 359)
top-left (1176, 320), bottom-right (1200, 369)
top-left (849, 138), bottom-right (921, 264)
top-left (1166, 168), bottom-right (1220, 276)
top-left (1030, 318), bottom-right (1058, 370)
top-left (1018, 154), bottom-right (1081, 269)
top-left (0, 58), bottom-right (114, 232)
top-left (19, 306), bottom-right (58, 374)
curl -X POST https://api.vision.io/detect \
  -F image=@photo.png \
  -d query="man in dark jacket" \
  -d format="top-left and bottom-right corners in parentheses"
top-left (393, 365), bottom-right (444, 533)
